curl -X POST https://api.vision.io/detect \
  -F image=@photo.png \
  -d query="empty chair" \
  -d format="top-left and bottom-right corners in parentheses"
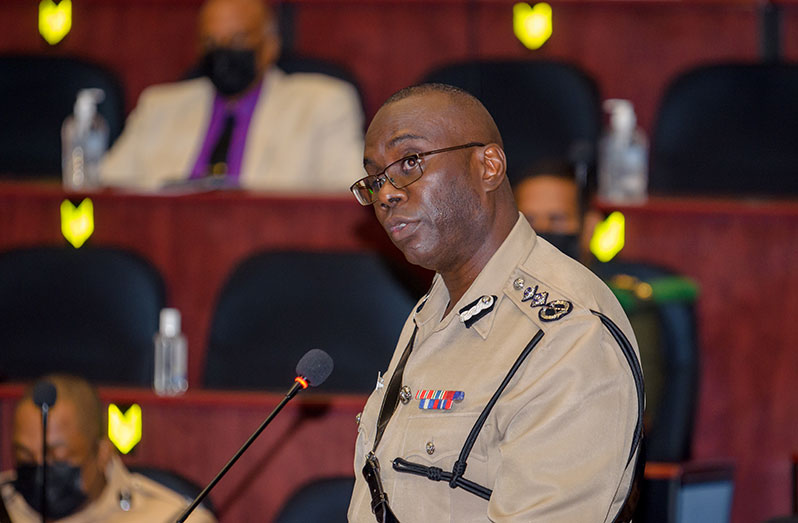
top-left (0, 54), bottom-right (125, 177)
top-left (422, 59), bottom-right (601, 185)
top-left (650, 62), bottom-right (798, 196)
top-left (0, 246), bottom-right (165, 385)
top-left (273, 476), bottom-right (354, 523)
top-left (204, 251), bottom-right (417, 392)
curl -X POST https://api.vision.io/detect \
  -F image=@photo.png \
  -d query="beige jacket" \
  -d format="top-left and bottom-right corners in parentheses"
top-left (100, 68), bottom-right (364, 193)
top-left (349, 215), bottom-right (642, 522)
top-left (0, 455), bottom-right (215, 523)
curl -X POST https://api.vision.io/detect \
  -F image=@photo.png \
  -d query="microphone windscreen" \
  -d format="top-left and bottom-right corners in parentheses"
top-left (296, 349), bottom-right (334, 387)
top-left (32, 381), bottom-right (57, 409)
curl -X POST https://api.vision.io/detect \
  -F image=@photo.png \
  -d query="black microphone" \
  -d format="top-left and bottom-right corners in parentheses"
top-left (176, 349), bottom-right (333, 523)
top-left (32, 381), bottom-right (57, 523)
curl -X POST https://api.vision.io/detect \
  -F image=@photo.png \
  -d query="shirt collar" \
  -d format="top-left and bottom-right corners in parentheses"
top-left (414, 213), bottom-right (536, 339)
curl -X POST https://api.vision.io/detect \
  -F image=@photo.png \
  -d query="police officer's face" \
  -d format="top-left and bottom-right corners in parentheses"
top-left (364, 93), bottom-right (489, 272)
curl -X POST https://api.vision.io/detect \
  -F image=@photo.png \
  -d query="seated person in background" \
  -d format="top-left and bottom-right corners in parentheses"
top-left (101, 0), bottom-right (363, 193)
top-left (512, 158), bottom-right (602, 265)
top-left (0, 374), bottom-right (215, 522)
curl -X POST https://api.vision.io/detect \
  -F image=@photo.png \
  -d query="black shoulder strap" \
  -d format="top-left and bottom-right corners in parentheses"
top-left (591, 310), bottom-right (646, 523)
top-left (393, 329), bottom-right (546, 499)
top-left (393, 311), bottom-right (646, 523)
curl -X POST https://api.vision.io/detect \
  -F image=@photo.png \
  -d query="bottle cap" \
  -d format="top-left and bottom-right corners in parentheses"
top-left (603, 99), bottom-right (636, 135)
top-left (159, 308), bottom-right (181, 337)
top-left (74, 88), bottom-right (105, 133)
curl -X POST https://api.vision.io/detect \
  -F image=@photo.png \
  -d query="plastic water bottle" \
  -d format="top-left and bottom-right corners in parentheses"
top-left (153, 308), bottom-right (188, 396)
top-left (597, 99), bottom-right (648, 204)
top-left (61, 88), bottom-right (108, 190)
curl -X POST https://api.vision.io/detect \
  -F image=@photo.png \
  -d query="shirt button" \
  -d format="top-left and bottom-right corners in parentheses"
top-left (399, 385), bottom-right (413, 404)
top-left (426, 441), bottom-right (435, 455)
top-left (513, 277), bottom-right (525, 290)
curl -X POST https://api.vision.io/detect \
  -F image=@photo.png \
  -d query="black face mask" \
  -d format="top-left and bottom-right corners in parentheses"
top-left (201, 48), bottom-right (258, 97)
top-left (538, 232), bottom-right (582, 261)
top-left (14, 462), bottom-right (88, 519)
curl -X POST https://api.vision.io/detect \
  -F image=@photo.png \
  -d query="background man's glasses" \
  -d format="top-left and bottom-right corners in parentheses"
top-left (350, 142), bottom-right (485, 206)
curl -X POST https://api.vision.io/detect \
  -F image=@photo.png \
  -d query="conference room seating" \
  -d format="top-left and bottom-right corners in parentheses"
top-left (650, 62), bottom-right (798, 196)
top-left (204, 250), bottom-right (418, 392)
top-left (0, 54), bottom-right (125, 177)
top-left (422, 59), bottom-right (601, 186)
top-left (0, 246), bottom-right (165, 385)
top-left (273, 476), bottom-right (354, 523)
top-left (593, 261), bottom-right (735, 522)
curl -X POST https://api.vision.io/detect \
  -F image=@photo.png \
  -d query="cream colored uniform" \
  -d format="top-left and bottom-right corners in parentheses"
top-left (0, 455), bottom-right (215, 523)
top-left (348, 215), bottom-right (642, 522)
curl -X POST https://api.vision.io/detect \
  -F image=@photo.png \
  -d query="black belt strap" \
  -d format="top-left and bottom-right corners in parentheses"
top-left (391, 313), bottom-right (646, 523)
top-left (393, 329), bottom-right (546, 500)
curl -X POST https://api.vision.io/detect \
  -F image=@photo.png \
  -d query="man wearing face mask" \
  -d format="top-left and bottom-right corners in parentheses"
top-left (0, 374), bottom-right (216, 522)
top-left (100, 0), bottom-right (363, 192)
top-left (513, 159), bottom-right (603, 265)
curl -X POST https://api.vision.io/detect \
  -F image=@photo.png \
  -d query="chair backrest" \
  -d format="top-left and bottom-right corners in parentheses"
top-left (128, 465), bottom-right (215, 515)
top-left (273, 476), bottom-right (354, 523)
top-left (593, 261), bottom-right (699, 463)
top-left (204, 251), bottom-right (417, 392)
top-left (650, 62), bottom-right (798, 196)
top-left (422, 59), bottom-right (601, 185)
top-left (0, 246), bottom-right (165, 385)
top-left (0, 54), bottom-right (125, 177)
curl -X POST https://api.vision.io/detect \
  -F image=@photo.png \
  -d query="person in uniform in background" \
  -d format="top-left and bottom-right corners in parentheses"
top-left (0, 374), bottom-right (215, 523)
top-left (347, 83), bottom-right (643, 522)
top-left (100, 0), bottom-right (363, 193)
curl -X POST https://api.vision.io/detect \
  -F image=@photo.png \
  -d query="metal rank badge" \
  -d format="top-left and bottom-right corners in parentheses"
top-left (520, 284), bottom-right (573, 322)
top-left (416, 389), bottom-right (465, 410)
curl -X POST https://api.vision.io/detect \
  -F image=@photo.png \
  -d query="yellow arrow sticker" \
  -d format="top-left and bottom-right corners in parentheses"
top-left (590, 211), bottom-right (625, 263)
top-left (60, 198), bottom-right (94, 248)
top-left (108, 404), bottom-right (142, 455)
top-left (39, 0), bottom-right (72, 46)
top-left (513, 2), bottom-right (553, 51)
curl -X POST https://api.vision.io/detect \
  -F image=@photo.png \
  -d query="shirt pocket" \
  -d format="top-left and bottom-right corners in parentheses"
top-left (400, 413), bottom-right (487, 470)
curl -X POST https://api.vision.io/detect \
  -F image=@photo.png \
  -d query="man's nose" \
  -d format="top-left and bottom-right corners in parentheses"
top-left (375, 179), bottom-right (406, 208)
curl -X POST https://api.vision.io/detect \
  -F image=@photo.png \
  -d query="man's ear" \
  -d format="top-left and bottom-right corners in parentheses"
top-left (480, 144), bottom-right (507, 192)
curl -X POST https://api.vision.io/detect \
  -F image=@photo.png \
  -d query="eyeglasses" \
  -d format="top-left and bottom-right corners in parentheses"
top-left (350, 142), bottom-right (485, 206)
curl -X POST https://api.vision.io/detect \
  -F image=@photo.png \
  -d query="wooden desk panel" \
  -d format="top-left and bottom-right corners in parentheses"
top-left (0, 385), bottom-right (366, 522)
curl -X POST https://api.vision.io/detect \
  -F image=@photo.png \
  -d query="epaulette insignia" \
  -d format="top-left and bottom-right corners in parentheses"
top-left (519, 285), bottom-right (573, 322)
top-left (458, 295), bottom-right (496, 328)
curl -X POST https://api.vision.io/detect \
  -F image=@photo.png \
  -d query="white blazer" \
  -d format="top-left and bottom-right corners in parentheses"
top-left (100, 68), bottom-right (364, 193)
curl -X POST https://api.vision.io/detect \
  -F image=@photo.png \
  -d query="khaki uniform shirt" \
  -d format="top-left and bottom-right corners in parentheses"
top-left (349, 215), bottom-right (642, 522)
top-left (0, 455), bottom-right (215, 523)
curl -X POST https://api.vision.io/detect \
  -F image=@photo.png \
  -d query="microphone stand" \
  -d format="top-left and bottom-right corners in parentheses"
top-left (175, 380), bottom-right (305, 523)
top-left (40, 402), bottom-right (49, 523)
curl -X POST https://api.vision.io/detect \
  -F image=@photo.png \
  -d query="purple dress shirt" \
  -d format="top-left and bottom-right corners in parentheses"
top-left (189, 80), bottom-right (263, 180)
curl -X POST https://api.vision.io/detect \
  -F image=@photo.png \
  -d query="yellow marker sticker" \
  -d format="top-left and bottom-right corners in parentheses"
top-left (39, 0), bottom-right (72, 46)
top-left (108, 404), bottom-right (142, 455)
top-left (590, 211), bottom-right (625, 262)
top-left (60, 198), bottom-right (94, 248)
top-left (513, 2), bottom-right (553, 51)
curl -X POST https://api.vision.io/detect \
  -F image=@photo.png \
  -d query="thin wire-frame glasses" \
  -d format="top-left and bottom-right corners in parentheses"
top-left (350, 142), bottom-right (485, 205)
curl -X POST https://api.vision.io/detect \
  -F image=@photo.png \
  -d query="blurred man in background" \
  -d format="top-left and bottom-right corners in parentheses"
top-left (101, 0), bottom-right (363, 192)
top-left (0, 374), bottom-right (215, 522)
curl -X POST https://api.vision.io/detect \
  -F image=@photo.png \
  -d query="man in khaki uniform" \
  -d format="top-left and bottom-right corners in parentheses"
top-left (0, 375), bottom-right (215, 523)
top-left (347, 84), bottom-right (643, 522)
